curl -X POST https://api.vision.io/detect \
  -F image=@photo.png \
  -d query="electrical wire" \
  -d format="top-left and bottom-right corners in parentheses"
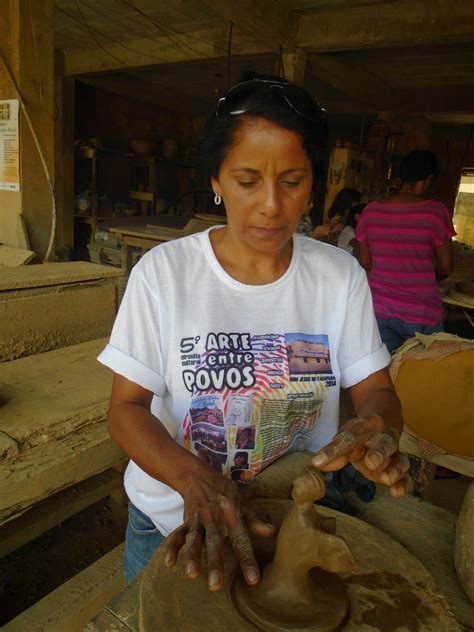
top-left (0, 53), bottom-right (57, 262)
top-left (120, 0), bottom-right (221, 60)
top-left (57, 4), bottom-right (168, 64)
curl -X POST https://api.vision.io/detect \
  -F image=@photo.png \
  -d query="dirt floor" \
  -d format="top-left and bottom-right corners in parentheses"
top-left (0, 497), bottom-right (127, 626)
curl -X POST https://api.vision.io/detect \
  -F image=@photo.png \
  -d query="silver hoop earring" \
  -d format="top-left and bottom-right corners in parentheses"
top-left (214, 193), bottom-right (222, 206)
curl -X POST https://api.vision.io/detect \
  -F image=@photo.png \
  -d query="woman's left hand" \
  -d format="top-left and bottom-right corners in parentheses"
top-left (311, 414), bottom-right (410, 497)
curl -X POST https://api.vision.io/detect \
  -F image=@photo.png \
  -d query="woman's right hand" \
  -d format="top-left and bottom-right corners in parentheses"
top-left (164, 466), bottom-right (276, 593)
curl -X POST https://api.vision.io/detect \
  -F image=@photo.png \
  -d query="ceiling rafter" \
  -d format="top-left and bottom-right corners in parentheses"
top-left (198, 0), bottom-right (296, 51)
top-left (63, 25), bottom-right (274, 76)
top-left (297, 0), bottom-right (474, 51)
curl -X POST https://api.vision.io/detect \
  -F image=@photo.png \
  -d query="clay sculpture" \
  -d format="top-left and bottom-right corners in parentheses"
top-left (235, 466), bottom-right (357, 631)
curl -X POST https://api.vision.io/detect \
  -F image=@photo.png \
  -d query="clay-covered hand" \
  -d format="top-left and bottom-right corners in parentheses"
top-left (164, 468), bottom-right (276, 592)
top-left (311, 415), bottom-right (410, 497)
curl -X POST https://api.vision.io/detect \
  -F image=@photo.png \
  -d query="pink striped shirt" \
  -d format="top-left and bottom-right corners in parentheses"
top-left (356, 199), bottom-right (455, 326)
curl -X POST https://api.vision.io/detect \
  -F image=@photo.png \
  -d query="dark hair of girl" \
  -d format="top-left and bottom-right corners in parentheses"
top-left (399, 149), bottom-right (438, 183)
top-left (327, 187), bottom-right (362, 220)
top-left (345, 202), bottom-right (366, 229)
top-left (199, 81), bottom-right (328, 195)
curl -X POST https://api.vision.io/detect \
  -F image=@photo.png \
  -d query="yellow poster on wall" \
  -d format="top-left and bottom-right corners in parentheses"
top-left (0, 99), bottom-right (20, 192)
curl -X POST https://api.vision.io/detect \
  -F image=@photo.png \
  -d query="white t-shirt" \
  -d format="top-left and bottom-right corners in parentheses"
top-left (98, 228), bottom-right (389, 535)
top-left (337, 225), bottom-right (356, 254)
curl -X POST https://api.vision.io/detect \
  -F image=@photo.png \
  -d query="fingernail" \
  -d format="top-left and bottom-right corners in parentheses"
top-left (312, 453), bottom-right (327, 466)
top-left (209, 571), bottom-right (220, 587)
top-left (381, 470), bottom-right (394, 484)
top-left (186, 561), bottom-right (198, 576)
top-left (246, 566), bottom-right (259, 584)
top-left (369, 454), bottom-right (382, 468)
top-left (165, 552), bottom-right (173, 565)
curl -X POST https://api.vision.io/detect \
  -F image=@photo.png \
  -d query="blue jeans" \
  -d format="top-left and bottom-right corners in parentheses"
top-left (376, 317), bottom-right (443, 354)
top-left (124, 504), bottom-right (166, 583)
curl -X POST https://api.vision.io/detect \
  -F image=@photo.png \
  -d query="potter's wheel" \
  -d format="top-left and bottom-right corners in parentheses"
top-left (139, 499), bottom-right (460, 631)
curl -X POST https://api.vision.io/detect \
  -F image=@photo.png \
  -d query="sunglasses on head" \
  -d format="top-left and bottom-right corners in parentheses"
top-left (216, 79), bottom-right (326, 125)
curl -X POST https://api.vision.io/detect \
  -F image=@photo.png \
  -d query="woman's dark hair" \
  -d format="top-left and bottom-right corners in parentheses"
top-left (327, 187), bottom-right (362, 220)
top-left (399, 149), bottom-right (438, 183)
top-left (345, 202), bottom-right (366, 229)
top-left (199, 79), bottom-right (328, 195)
top-left (234, 451), bottom-right (248, 465)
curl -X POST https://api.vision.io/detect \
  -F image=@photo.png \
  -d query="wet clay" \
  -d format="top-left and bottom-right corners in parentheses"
top-left (139, 456), bottom-right (461, 631)
top-left (235, 467), bottom-right (357, 630)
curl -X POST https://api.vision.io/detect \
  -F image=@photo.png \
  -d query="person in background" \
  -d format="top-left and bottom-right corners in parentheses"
top-left (337, 202), bottom-right (365, 256)
top-left (99, 78), bottom-right (409, 593)
top-left (319, 187), bottom-right (362, 244)
top-left (327, 187), bottom-right (362, 222)
top-left (297, 204), bottom-right (343, 242)
top-left (356, 149), bottom-right (455, 354)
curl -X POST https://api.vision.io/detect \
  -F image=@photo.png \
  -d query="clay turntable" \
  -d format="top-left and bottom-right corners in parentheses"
top-left (139, 454), bottom-right (460, 631)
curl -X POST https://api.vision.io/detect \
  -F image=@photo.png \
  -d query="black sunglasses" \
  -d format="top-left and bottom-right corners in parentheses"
top-left (216, 79), bottom-right (326, 124)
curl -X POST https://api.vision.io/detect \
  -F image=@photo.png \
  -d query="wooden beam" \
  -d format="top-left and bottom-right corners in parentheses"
top-left (395, 86), bottom-right (474, 114)
top-left (64, 26), bottom-right (273, 76)
top-left (0, 423), bottom-right (125, 524)
top-left (3, 544), bottom-right (124, 632)
top-left (0, 469), bottom-right (123, 558)
top-left (198, 0), bottom-right (295, 49)
top-left (307, 53), bottom-right (391, 109)
top-left (297, 1), bottom-right (474, 51)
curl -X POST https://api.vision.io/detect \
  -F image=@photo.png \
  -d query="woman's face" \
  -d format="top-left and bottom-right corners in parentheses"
top-left (211, 118), bottom-right (313, 256)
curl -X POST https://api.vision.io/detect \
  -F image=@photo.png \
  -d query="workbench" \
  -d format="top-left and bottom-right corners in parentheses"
top-left (85, 485), bottom-right (474, 631)
top-left (109, 217), bottom-right (226, 273)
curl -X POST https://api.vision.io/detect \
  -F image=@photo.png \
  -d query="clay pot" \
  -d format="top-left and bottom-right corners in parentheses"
top-left (129, 139), bottom-right (155, 156)
top-left (161, 138), bottom-right (178, 160)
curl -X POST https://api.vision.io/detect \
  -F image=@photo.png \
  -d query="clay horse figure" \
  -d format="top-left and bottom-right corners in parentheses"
top-left (236, 466), bottom-right (358, 631)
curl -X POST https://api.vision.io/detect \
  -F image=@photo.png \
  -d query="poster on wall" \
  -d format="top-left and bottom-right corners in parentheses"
top-left (0, 99), bottom-right (20, 192)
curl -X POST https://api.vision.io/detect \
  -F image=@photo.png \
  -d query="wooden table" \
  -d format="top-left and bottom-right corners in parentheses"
top-left (443, 290), bottom-right (474, 329)
top-left (85, 486), bottom-right (474, 631)
top-left (108, 225), bottom-right (184, 273)
top-left (109, 218), bottom-right (220, 274)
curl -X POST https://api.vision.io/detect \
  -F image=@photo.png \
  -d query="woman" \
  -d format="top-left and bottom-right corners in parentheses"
top-left (302, 187), bottom-right (360, 245)
top-left (327, 187), bottom-right (362, 222)
top-left (98, 78), bottom-right (409, 593)
top-left (356, 149), bottom-right (455, 354)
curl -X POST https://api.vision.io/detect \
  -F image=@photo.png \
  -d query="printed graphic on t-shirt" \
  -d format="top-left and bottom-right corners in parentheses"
top-left (181, 331), bottom-right (335, 481)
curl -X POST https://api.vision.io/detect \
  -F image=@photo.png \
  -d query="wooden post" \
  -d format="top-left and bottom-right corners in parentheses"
top-left (0, 0), bottom-right (55, 260)
top-left (54, 49), bottom-right (75, 254)
top-left (282, 49), bottom-right (307, 86)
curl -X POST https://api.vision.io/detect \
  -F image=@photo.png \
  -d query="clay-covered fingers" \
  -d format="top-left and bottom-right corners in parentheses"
top-left (311, 415), bottom-right (386, 471)
top-left (164, 517), bottom-right (205, 580)
top-left (363, 428), bottom-right (399, 472)
top-left (205, 524), bottom-right (225, 591)
top-left (164, 523), bottom-right (188, 568)
top-left (217, 494), bottom-right (262, 587)
top-left (379, 452), bottom-right (411, 495)
top-left (183, 519), bottom-right (204, 580)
